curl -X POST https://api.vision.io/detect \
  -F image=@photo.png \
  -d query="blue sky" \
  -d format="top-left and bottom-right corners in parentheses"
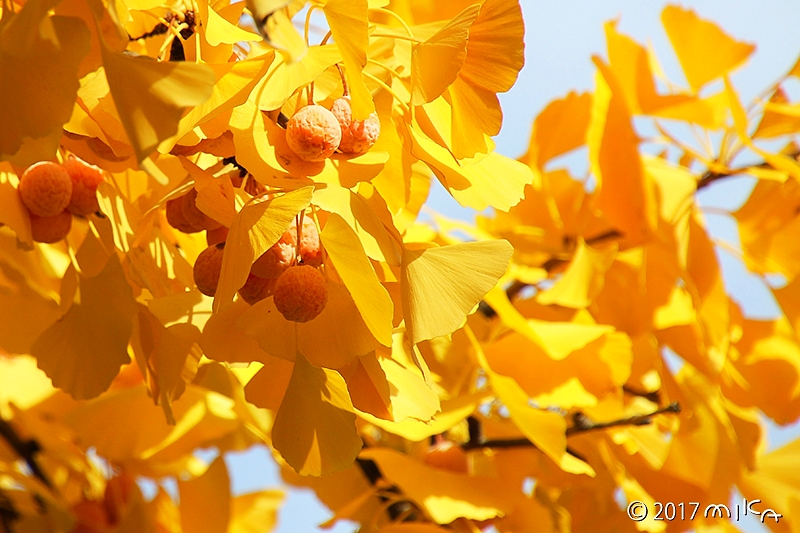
top-left (225, 2), bottom-right (800, 532)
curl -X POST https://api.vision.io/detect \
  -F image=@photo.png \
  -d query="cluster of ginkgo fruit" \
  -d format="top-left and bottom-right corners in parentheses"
top-left (16, 157), bottom-right (104, 243)
top-left (169, 183), bottom-right (328, 322)
top-left (285, 95), bottom-right (380, 161)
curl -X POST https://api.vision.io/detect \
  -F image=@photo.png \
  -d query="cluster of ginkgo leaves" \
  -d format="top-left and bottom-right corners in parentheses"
top-left (2, 0), bottom-right (800, 532)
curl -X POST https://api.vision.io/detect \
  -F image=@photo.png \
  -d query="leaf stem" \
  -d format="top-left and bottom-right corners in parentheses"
top-left (369, 8), bottom-right (415, 41)
top-left (362, 71), bottom-right (410, 113)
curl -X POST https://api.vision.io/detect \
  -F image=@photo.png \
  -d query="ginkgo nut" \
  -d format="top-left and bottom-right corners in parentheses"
top-left (285, 105), bottom-right (342, 162)
top-left (273, 265), bottom-right (327, 322)
top-left (238, 273), bottom-right (276, 305)
top-left (193, 242), bottom-right (225, 297)
top-left (251, 231), bottom-right (295, 279)
top-left (166, 197), bottom-right (202, 234)
top-left (63, 157), bottom-right (104, 216)
top-left (331, 96), bottom-right (380, 154)
top-left (206, 226), bottom-right (229, 246)
top-left (182, 188), bottom-right (222, 231)
top-left (289, 216), bottom-right (323, 267)
top-left (18, 161), bottom-right (73, 217)
top-left (30, 210), bottom-right (72, 243)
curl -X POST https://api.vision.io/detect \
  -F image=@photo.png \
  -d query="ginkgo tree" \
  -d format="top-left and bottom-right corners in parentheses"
top-left (1, 0), bottom-right (800, 532)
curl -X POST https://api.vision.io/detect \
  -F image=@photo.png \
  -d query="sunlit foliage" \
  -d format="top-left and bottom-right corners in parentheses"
top-left (1, 1), bottom-right (799, 532)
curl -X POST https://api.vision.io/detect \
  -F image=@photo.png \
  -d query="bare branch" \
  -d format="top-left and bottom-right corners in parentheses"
top-left (462, 402), bottom-right (681, 451)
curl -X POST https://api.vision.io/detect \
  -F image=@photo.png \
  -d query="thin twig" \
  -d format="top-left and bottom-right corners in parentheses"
top-left (461, 402), bottom-right (681, 451)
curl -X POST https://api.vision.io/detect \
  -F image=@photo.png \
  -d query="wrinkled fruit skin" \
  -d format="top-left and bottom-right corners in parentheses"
top-left (63, 157), bottom-right (104, 216)
top-left (19, 161), bottom-right (73, 217)
top-left (238, 273), bottom-right (276, 305)
top-left (273, 265), bottom-right (327, 322)
top-left (289, 216), bottom-right (322, 267)
top-left (285, 105), bottom-right (342, 162)
top-left (193, 242), bottom-right (225, 297)
top-left (331, 97), bottom-right (380, 154)
top-left (30, 210), bottom-right (72, 243)
top-left (251, 231), bottom-right (295, 279)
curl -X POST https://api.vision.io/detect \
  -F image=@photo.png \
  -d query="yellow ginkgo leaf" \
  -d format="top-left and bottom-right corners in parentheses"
top-left (272, 352), bottom-right (363, 476)
top-left (244, 357), bottom-right (293, 411)
top-left (457, 0), bottom-right (524, 96)
top-left (131, 306), bottom-right (203, 424)
top-left (401, 239), bottom-right (512, 344)
top-left (359, 392), bottom-right (486, 442)
top-left (166, 55), bottom-right (274, 151)
top-left (101, 48), bottom-right (215, 161)
top-left (180, 158), bottom-right (237, 227)
top-left (312, 184), bottom-right (402, 265)
top-left (603, 20), bottom-right (693, 116)
top-left (254, 44), bottom-right (340, 111)
top-left (321, 213), bottom-right (394, 346)
top-left (229, 490), bottom-right (284, 533)
top-left (323, 0), bottom-right (375, 119)
top-left (0, 0), bottom-right (90, 163)
top-left (178, 456), bottom-right (230, 533)
top-left (248, 0), bottom-right (307, 62)
top-left (360, 447), bottom-right (514, 523)
top-left (196, 0), bottom-right (261, 47)
top-left (588, 57), bottom-right (657, 245)
top-left (471, 329), bottom-right (595, 476)
top-left (343, 352), bottom-right (439, 423)
top-left (447, 0), bottom-right (524, 157)
top-left (33, 255), bottom-right (137, 400)
top-left (0, 165), bottom-right (32, 248)
top-left (661, 5), bottom-right (754, 92)
top-left (537, 238), bottom-right (618, 309)
top-left (410, 4), bottom-right (479, 105)
top-left (215, 186), bottom-right (312, 312)
top-left (524, 91), bottom-right (592, 169)
top-left (238, 279), bottom-right (378, 369)
top-left (201, 299), bottom-right (272, 364)
top-left (406, 119), bottom-right (533, 212)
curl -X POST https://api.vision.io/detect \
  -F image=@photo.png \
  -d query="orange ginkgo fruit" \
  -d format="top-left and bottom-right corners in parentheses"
top-left (193, 242), bottom-right (225, 296)
top-left (288, 215), bottom-right (323, 267)
top-left (18, 161), bottom-right (73, 217)
top-left (30, 210), bottom-right (72, 243)
top-left (182, 188), bottom-right (222, 231)
top-left (251, 230), bottom-right (295, 279)
top-left (166, 197), bottom-right (202, 234)
top-left (331, 96), bottom-right (380, 154)
top-left (273, 264), bottom-right (327, 322)
top-left (238, 273), bottom-right (277, 305)
top-left (285, 104), bottom-right (342, 162)
top-left (206, 226), bottom-right (229, 246)
top-left (63, 157), bottom-right (104, 216)
top-left (423, 439), bottom-right (469, 474)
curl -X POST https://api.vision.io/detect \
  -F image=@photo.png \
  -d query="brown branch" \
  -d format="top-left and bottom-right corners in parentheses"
top-left (622, 384), bottom-right (661, 404)
top-left (696, 149), bottom-right (800, 190)
top-left (461, 402), bottom-right (681, 451)
top-left (0, 417), bottom-right (51, 489)
top-left (566, 402), bottom-right (681, 436)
